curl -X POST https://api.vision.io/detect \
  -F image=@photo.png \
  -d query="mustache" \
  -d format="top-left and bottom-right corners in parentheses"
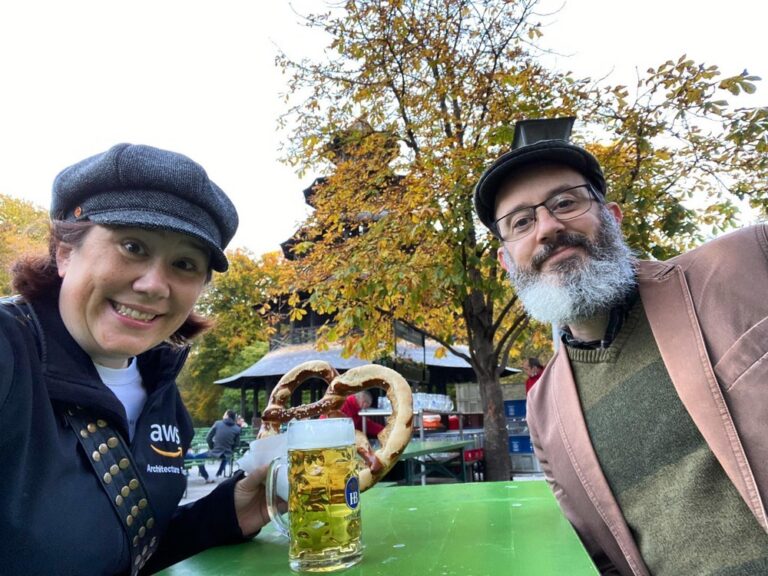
top-left (530, 232), bottom-right (591, 271)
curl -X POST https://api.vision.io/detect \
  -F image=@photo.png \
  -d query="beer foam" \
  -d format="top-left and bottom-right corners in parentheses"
top-left (287, 418), bottom-right (355, 450)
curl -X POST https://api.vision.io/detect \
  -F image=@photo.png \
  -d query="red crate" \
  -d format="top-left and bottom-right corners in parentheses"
top-left (463, 448), bottom-right (484, 463)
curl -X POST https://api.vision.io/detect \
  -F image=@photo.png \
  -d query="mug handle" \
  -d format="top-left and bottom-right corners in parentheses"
top-left (266, 455), bottom-right (290, 537)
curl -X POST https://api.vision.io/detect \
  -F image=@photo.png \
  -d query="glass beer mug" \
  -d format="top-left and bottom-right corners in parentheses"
top-left (266, 418), bottom-right (363, 572)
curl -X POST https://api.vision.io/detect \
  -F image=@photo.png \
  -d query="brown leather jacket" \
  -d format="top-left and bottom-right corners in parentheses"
top-left (527, 224), bottom-right (768, 575)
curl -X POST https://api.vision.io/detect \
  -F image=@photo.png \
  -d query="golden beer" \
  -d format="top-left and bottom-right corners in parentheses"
top-left (267, 418), bottom-right (363, 572)
top-left (288, 445), bottom-right (362, 571)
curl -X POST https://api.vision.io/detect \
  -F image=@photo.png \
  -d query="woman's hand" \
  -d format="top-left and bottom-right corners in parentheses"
top-left (233, 465), bottom-right (279, 537)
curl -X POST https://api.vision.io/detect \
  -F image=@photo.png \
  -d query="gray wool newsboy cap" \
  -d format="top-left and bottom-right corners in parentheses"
top-left (51, 143), bottom-right (239, 272)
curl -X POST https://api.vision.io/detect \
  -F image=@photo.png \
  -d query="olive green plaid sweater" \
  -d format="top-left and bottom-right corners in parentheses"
top-left (567, 301), bottom-right (768, 575)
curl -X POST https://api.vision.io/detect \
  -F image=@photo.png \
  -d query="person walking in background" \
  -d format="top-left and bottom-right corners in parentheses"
top-left (341, 390), bottom-right (384, 438)
top-left (195, 409), bottom-right (242, 482)
top-left (522, 357), bottom-right (544, 394)
top-left (474, 117), bottom-right (768, 575)
top-left (0, 144), bottom-right (273, 575)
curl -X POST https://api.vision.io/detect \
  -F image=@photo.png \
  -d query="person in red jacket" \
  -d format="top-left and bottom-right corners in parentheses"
top-left (523, 357), bottom-right (544, 394)
top-left (340, 391), bottom-right (385, 437)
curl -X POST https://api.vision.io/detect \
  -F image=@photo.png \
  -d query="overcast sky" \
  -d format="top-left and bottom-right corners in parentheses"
top-left (1, 0), bottom-right (764, 257)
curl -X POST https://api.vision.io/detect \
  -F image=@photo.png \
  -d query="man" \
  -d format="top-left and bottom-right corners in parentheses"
top-left (341, 391), bottom-right (385, 438)
top-left (522, 357), bottom-right (544, 394)
top-left (474, 118), bottom-right (768, 575)
top-left (194, 409), bottom-right (242, 483)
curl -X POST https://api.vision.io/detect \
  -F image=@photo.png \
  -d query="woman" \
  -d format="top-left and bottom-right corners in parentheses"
top-left (0, 144), bottom-right (270, 575)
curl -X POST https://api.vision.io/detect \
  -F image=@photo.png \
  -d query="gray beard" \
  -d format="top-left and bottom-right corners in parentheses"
top-left (504, 208), bottom-right (636, 326)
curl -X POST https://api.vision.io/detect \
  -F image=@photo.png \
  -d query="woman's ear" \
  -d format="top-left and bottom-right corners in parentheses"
top-left (55, 243), bottom-right (74, 278)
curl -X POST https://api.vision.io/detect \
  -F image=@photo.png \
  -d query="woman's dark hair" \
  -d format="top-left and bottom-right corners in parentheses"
top-left (11, 220), bottom-right (214, 345)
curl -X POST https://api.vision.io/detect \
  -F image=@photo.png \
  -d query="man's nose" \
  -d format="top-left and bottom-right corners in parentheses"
top-left (534, 205), bottom-right (565, 243)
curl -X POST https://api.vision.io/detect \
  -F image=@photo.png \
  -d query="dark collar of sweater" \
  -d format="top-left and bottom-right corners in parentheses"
top-left (560, 284), bottom-right (639, 350)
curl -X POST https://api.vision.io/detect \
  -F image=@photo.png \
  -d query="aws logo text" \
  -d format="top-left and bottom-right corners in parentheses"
top-left (149, 424), bottom-right (183, 458)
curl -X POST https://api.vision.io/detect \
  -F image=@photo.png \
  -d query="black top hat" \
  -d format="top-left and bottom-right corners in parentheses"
top-left (473, 117), bottom-right (605, 233)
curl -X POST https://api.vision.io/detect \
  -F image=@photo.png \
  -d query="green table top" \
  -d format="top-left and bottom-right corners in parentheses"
top-left (400, 439), bottom-right (473, 458)
top-left (159, 481), bottom-right (597, 575)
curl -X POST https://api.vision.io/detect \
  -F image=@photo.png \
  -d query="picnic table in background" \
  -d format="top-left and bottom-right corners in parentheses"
top-left (399, 438), bottom-right (475, 485)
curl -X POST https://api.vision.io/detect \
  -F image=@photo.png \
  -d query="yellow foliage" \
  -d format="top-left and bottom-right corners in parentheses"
top-left (273, 0), bottom-right (766, 480)
top-left (0, 194), bottom-right (49, 295)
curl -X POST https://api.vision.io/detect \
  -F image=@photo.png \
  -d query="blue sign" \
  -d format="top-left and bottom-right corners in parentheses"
top-left (345, 476), bottom-right (360, 509)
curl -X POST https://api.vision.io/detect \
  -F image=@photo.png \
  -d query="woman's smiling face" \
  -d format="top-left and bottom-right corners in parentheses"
top-left (56, 225), bottom-right (210, 368)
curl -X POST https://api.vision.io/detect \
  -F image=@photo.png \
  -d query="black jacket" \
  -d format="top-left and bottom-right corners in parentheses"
top-left (0, 295), bottom-right (249, 575)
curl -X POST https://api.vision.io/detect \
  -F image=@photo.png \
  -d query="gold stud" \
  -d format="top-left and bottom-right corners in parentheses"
top-left (133, 536), bottom-right (139, 547)
top-left (134, 555), bottom-right (141, 565)
top-left (121, 486), bottom-right (131, 497)
top-left (147, 518), bottom-right (155, 529)
top-left (138, 498), bottom-right (147, 509)
top-left (150, 536), bottom-right (156, 547)
top-left (103, 472), bottom-right (112, 484)
top-left (131, 506), bottom-right (139, 517)
top-left (109, 464), bottom-right (119, 476)
top-left (92, 451), bottom-right (101, 462)
top-left (80, 429), bottom-right (89, 438)
top-left (98, 443), bottom-right (108, 454)
top-left (107, 437), bottom-right (119, 449)
top-left (97, 419), bottom-right (108, 428)
top-left (126, 515), bottom-right (134, 526)
top-left (119, 458), bottom-right (130, 470)
top-left (129, 479), bottom-right (139, 490)
top-left (138, 526), bottom-right (146, 538)
top-left (87, 423), bottom-right (97, 433)
top-left (115, 494), bottom-right (124, 507)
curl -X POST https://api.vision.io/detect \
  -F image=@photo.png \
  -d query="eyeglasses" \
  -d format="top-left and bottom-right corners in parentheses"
top-left (492, 184), bottom-right (599, 242)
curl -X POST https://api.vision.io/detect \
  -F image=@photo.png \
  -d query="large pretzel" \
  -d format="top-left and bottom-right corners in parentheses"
top-left (257, 361), bottom-right (413, 491)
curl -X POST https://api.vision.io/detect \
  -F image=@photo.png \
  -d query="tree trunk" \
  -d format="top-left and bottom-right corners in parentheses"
top-left (466, 311), bottom-right (510, 481)
top-left (477, 373), bottom-right (510, 481)
top-left (462, 281), bottom-right (511, 481)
